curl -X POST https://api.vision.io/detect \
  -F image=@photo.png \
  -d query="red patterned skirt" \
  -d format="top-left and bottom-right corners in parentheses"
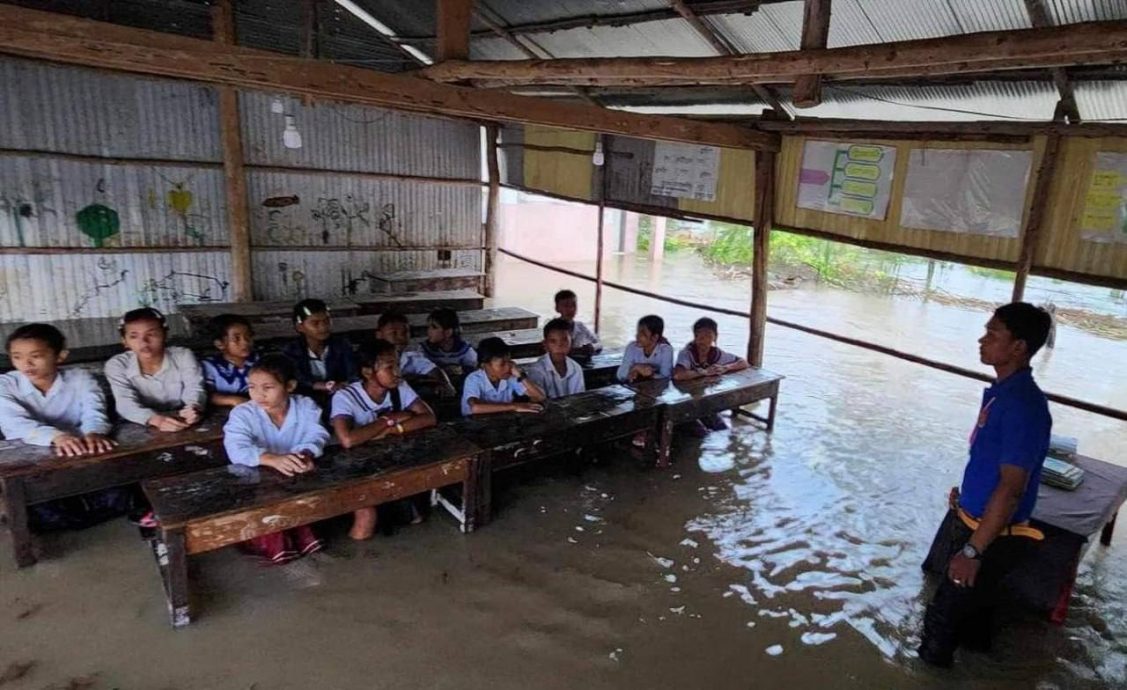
top-left (239, 525), bottom-right (322, 565)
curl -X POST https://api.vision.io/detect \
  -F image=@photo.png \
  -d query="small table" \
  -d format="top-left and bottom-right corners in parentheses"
top-left (629, 368), bottom-right (784, 466)
top-left (0, 412), bottom-right (228, 567)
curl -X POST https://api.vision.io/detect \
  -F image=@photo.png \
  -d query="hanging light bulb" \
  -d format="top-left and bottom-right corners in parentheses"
top-left (283, 115), bottom-right (303, 149)
top-left (592, 139), bottom-right (605, 167)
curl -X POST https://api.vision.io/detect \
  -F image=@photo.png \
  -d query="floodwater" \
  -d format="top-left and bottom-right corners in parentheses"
top-left (0, 252), bottom-right (1123, 689)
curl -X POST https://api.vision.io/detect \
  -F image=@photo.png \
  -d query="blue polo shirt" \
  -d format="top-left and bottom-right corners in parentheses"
top-left (958, 368), bottom-right (1052, 524)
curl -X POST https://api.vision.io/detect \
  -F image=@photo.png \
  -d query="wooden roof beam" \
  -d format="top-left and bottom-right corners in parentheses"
top-left (792, 0), bottom-right (831, 108)
top-left (669, 0), bottom-right (792, 119)
top-left (436, 0), bottom-right (472, 62)
top-left (1023, 0), bottom-right (1081, 122)
top-left (422, 20), bottom-right (1127, 86)
top-left (0, 5), bottom-right (776, 150)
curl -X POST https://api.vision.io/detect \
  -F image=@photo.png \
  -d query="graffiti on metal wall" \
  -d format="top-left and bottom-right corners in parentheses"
top-left (158, 173), bottom-right (209, 244)
top-left (257, 194), bottom-right (404, 247)
top-left (1, 181), bottom-right (58, 248)
top-left (70, 257), bottom-right (229, 317)
top-left (312, 195), bottom-right (371, 245)
top-left (340, 268), bottom-right (384, 296)
top-left (71, 258), bottom-right (130, 316)
top-left (277, 262), bottom-right (308, 299)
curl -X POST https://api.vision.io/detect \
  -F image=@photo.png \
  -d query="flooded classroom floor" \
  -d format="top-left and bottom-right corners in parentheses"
top-left (0, 254), bottom-right (1124, 689)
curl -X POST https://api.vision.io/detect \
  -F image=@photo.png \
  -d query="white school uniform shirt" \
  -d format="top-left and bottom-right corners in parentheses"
top-left (0, 369), bottom-right (112, 446)
top-left (616, 341), bottom-right (675, 382)
top-left (525, 354), bottom-right (585, 399)
top-left (104, 346), bottom-right (207, 425)
top-left (222, 395), bottom-right (329, 467)
top-left (460, 369), bottom-right (528, 416)
top-left (330, 380), bottom-right (420, 427)
top-left (399, 349), bottom-right (437, 377)
top-left (675, 344), bottom-right (741, 371)
top-left (570, 320), bottom-right (602, 352)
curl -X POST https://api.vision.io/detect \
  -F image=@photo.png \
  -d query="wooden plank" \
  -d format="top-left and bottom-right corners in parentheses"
top-left (793, 0), bottom-right (832, 108)
top-left (369, 268), bottom-right (485, 294)
top-left (436, 0), bottom-right (473, 62)
top-left (0, 5), bottom-right (776, 151)
top-left (420, 21), bottom-right (1127, 86)
top-left (749, 150), bottom-right (774, 366)
top-left (467, 328), bottom-right (544, 359)
top-left (1013, 134), bottom-right (1061, 301)
top-left (484, 123), bottom-right (501, 298)
top-left (178, 300), bottom-right (360, 330)
top-left (405, 307), bottom-right (539, 337)
top-left (354, 290), bottom-right (485, 315)
top-left (1, 477), bottom-right (34, 567)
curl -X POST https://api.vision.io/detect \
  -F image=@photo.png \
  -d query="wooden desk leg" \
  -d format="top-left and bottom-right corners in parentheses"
top-left (161, 529), bottom-right (192, 628)
top-left (766, 394), bottom-right (778, 431)
top-left (461, 457), bottom-right (479, 534)
top-left (476, 452), bottom-right (493, 529)
top-left (1, 477), bottom-right (35, 568)
top-left (1101, 511), bottom-right (1118, 547)
top-left (655, 412), bottom-right (673, 469)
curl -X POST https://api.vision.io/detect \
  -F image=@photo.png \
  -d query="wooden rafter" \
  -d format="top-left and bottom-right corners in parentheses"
top-left (436, 0), bottom-right (473, 62)
top-left (792, 0), bottom-right (831, 108)
top-left (1023, 0), bottom-right (1081, 122)
top-left (669, 0), bottom-right (791, 119)
top-left (422, 20), bottom-right (1127, 86)
top-left (0, 5), bottom-right (776, 150)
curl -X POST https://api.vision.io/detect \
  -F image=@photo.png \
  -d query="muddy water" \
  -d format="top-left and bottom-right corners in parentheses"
top-left (0, 252), bottom-right (1123, 689)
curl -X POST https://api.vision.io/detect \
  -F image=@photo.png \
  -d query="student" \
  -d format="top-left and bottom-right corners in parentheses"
top-left (331, 339), bottom-right (437, 540)
top-left (616, 314), bottom-right (674, 383)
top-left (674, 317), bottom-right (750, 433)
top-left (461, 337), bottom-right (545, 416)
top-left (202, 314), bottom-right (259, 407)
top-left (418, 308), bottom-right (477, 375)
top-left (0, 324), bottom-right (136, 530)
top-left (223, 354), bottom-right (328, 564)
top-left (554, 289), bottom-right (601, 356)
top-left (375, 311), bottom-right (456, 397)
top-left (105, 307), bottom-right (206, 431)
top-left (281, 299), bottom-right (358, 395)
top-left (525, 318), bottom-right (586, 399)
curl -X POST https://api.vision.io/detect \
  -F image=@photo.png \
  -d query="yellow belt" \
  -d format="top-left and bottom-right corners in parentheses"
top-left (956, 507), bottom-right (1044, 541)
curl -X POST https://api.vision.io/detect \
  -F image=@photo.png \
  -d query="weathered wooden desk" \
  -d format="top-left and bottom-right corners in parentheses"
top-left (353, 289), bottom-right (485, 315)
top-left (467, 328), bottom-right (544, 359)
top-left (142, 426), bottom-right (482, 627)
top-left (179, 300), bottom-right (361, 333)
top-left (405, 307), bottom-right (538, 337)
top-left (0, 412), bottom-right (228, 567)
top-left (629, 368), bottom-right (784, 466)
top-left (447, 385), bottom-right (659, 522)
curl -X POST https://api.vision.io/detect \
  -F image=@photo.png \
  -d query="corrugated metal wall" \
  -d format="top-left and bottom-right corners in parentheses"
top-left (0, 57), bottom-right (483, 321)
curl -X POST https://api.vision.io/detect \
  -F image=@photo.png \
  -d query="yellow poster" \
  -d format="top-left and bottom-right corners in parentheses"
top-left (1081, 153), bottom-right (1127, 242)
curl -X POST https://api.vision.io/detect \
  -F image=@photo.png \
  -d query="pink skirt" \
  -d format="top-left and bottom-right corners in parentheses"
top-left (239, 525), bottom-right (322, 565)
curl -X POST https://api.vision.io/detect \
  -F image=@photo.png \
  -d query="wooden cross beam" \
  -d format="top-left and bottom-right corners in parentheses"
top-left (0, 5), bottom-right (776, 150)
top-left (422, 20), bottom-right (1127, 86)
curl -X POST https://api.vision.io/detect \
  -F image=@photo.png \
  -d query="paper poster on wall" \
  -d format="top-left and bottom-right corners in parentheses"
top-left (796, 140), bottom-right (896, 219)
top-left (1080, 152), bottom-right (1127, 243)
top-left (900, 149), bottom-right (1032, 237)
top-left (650, 142), bottom-right (720, 201)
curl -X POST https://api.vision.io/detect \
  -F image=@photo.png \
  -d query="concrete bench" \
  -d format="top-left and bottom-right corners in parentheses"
top-left (142, 426), bottom-right (483, 627)
top-left (0, 411), bottom-right (229, 567)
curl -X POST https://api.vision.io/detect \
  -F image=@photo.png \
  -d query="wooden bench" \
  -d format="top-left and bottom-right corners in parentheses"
top-left (369, 268), bottom-right (484, 294)
top-left (447, 385), bottom-right (659, 522)
top-left (179, 300), bottom-right (361, 334)
top-left (467, 328), bottom-right (544, 359)
top-left (354, 289), bottom-right (485, 315)
top-left (142, 426), bottom-right (482, 627)
top-left (0, 315), bottom-right (191, 369)
top-left (406, 307), bottom-right (538, 337)
top-left (629, 368), bottom-right (784, 466)
top-left (0, 411), bottom-right (229, 567)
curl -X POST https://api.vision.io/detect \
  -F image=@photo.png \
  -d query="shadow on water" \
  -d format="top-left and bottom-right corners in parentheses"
top-left (495, 251), bottom-right (1127, 688)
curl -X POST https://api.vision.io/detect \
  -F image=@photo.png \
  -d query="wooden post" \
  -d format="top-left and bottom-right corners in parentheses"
top-left (1012, 134), bottom-right (1061, 302)
top-left (594, 135), bottom-right (606, 333)
top-left (212, 0), bottom-right (252, 302)
top-left (436, 0), bottom-right (473, 62)
top-left (793, 0), bottom-right (832, 108)
top-left (484, 124), bottom-right (501, 298)
top-left (748, 150), bottom-right (776, 366)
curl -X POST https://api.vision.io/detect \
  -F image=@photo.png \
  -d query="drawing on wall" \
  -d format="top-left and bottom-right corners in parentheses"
top-left (341, 269), bottom-right (384, 296)
top-left (263, 195), bottom-right (300, 208)
top-left (265, 208), bottom-right (303, 245)
top-left (1080, 152), bottom-right (1127, 243)
top-left (71, 258), bottom-right (129, 316)
top-left (160, 173), bottom-right (207, 244)
top-left (650, 142), bottom-right (720, 201)
top-left (76, 203), bottom-right (121, 248)
top-left (797, 141), bottom-right (896, 220)
top-left (312, 195), bottom-right (370, 245)
top-left (377, 203), bottom-right (404, 247)
top-left (136, 271), bottom-right (229, 306)
top-left (277, 262), bottom-right (307, 298)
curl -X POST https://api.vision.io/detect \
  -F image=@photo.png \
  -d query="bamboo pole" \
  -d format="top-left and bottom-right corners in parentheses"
top-left (748, 150), bottom-right (776, 366)
top-left (594, 135), bottom-right (607, 333)
top-left (1013, 133), bottom-right (1061, 302)
top-left (484, 124), bottom-right (501, 298)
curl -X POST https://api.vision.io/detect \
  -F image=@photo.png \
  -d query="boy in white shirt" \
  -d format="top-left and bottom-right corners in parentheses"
top-left (525, 318), bottom-right (586, 399)
top-left (461, 337), bottom-right (547, 416)
top-left (375, 311), bottom-right (456, 397)
top-left (554, 289), bottom-right (601, 357)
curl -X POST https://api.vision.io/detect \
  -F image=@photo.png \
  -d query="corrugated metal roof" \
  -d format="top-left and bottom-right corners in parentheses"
top-left (1046, 0), bottom-right (1127, 24)
top-left (791, 81), bottom-right (1061, 121)
top-left (4, 0), bottom-right (213, 38)
top-left (1075, 80), bottom-right (1127, 121)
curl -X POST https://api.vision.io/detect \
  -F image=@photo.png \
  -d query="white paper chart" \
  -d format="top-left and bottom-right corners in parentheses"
top-left (796, 140), bottom-right (896, 220)
top-left (1080, 152), bottom-right (1127, 243)
top-left (650, 142), bottom-right (720, 201)
top-left (900, 149), bottom-right (1032, 237)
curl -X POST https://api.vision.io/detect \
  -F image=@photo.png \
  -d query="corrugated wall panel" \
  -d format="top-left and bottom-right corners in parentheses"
top-left (521, 126), bottom-right (596, 202)
top-left (0, 251), bottom-right (232, 321)
top-left (0, 155), bottom-right (227, 248)
top-left (1038, 136), bottom-right (1127, 282)
top-left (677, 146), bottom-right (756, 222)
top-left (0, 58), bottom-right (221, 162)
top-left (239, 91), bottom-right (480, 179)
top-left (245, 170), bottom-right (480, 248)
top-left (775, 135), bottom-right (1036, 264)
top-left (251, 249), bottom-right (481, 302)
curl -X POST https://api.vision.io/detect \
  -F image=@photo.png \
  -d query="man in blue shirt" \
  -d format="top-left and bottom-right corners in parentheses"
top-left (919, 302), bottom-right (1053, 667)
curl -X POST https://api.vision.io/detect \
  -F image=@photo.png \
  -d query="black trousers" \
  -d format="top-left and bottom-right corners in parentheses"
top-left (920, 510), bottom-right (1038, 660)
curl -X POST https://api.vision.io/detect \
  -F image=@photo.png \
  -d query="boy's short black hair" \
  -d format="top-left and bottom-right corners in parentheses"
top-left (210, 314), bottom-right (253, 342)
top-left (476, 336), bottom-right (510, 364)
top-left (554, 289), bottom-right (577, 305)
top-left (693, 317), bottom-right (719, 334)
top-left (543, 318), bottom-right (573, 339)
top-left (119, 307), bottom-right (168, 335)
top-left (637, 314), bottom-right (665, 338)
top-left (377, 311), bottom-right (409, 329)
top-left (293, 298), bottom-right (329, 324)
top-left (251, 353), bottom-right (297, 384)
top-left (358, 338), bottom-right (398, 370)
top-left (428, 308), bottom-right (460, 334)
top-left (6, 323), bottom-right (66, 354)
top-left (994, 302), bottom-right (1052, 358)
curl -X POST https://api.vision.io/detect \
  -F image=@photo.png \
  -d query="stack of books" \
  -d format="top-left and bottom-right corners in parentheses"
top-left (1041, 456), bottom-right (1085, 490)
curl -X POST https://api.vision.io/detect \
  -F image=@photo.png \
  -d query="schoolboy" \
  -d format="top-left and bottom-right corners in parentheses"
top-left (461, 337), bottom-right (546, 416)
top-left (554, 289), bottom-right (601, 356)
top-left (525, 318), bottom-right (586, 399)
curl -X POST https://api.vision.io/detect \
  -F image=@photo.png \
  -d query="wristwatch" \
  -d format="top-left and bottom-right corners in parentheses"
top-left (961, 543), bottom-right (981, 560)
